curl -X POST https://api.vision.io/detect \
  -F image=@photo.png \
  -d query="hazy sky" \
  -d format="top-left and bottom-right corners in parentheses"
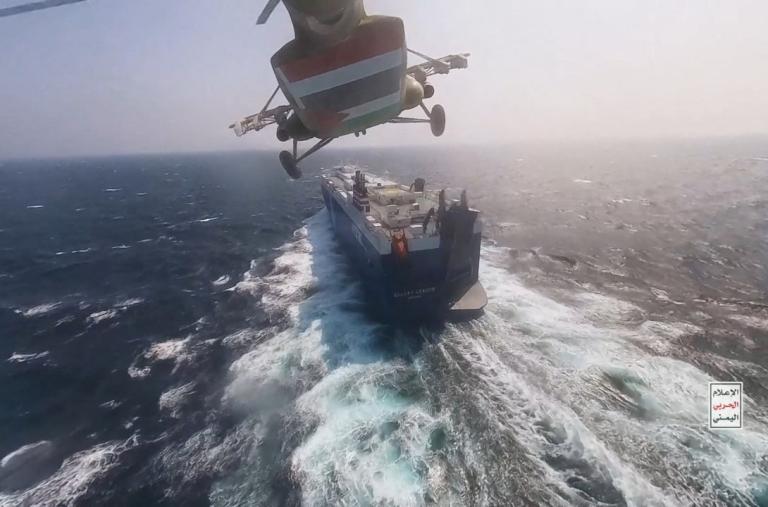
top-left (1, 0), bottom-right (767, 158)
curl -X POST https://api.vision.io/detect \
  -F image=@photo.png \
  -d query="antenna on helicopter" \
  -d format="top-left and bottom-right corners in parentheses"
top-left (256, 0), bottom-right (281, 24)
top-left (0, 0), bottom-right (86, 18)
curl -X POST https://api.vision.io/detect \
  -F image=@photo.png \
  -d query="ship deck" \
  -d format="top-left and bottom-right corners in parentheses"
top-left (322, 166), bottom-right (443, 241)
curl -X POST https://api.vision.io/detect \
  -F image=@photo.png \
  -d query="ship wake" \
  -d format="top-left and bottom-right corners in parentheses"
top-left (209, 211), bottom-right (768, 506)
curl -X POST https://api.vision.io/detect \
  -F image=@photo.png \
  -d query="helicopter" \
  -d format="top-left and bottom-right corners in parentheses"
top-left (230, 0), bottom-right (470, 178)
top-left (1, 0), bottom-right (470, 180)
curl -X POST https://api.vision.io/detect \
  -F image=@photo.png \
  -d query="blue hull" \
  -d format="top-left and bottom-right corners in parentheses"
top-left (321, 183), bottom-right (481, 322)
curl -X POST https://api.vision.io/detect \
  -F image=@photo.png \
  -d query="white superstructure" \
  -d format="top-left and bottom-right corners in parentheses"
top-left (321, 165), bottom-right (481, 254)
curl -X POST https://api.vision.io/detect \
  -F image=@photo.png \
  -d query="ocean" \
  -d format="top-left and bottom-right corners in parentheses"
top-left (1, 141), bottom-right (767, 506)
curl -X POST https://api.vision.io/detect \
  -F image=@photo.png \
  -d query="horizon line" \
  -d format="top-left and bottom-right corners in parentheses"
top-left (2, 133), bottom-right (767, 162)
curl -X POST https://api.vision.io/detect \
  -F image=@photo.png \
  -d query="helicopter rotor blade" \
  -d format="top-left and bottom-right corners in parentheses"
top-left (0, 0), bottom-right (87, 18)
top-left (256, 0), bottom-right (281, 24)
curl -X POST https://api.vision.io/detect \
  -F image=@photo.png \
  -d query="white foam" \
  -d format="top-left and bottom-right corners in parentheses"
top-left (128, 337), bottom-right (192, 379)
top-left (574, 291), bottom-right (647, 325)
top-left (212, 275), bottom-right (230, 287)
top-left (26, 205), bottom-right (44, 209)
top-left (115, 298), bottom-right (143, 309)
top-left (127, 365), bottom-right (151, 379)
top-left (83, 299), bottom-right (142, 327)
top-left (291, 361), bottom-right (442, 506)
top-left (0, 438), bottom-right (135, 507)
top-left (17, 302), bottom-right (61, 317)
top-left (231, 223), bottom-right (323, 320)
top-left (7, 351), bottom-right (50, 364)
top-left (86, 309), bottom-right (118, 325)
top-left (146, 337), bottom-right (190, 362)
top-left (55, 315), bottom-right (75, 327)
top-left (213, 215), bottom-right (768, 505)
top-left (159, 382), bottom-right (196, 419)
top-left (217, 213), bottom-right (443, 504)
top-left (729, 314), bottom-right (768, 332)
top-left (220, 329), bottom-right (252, 348)
top-left (160, 426), bottom-right (252, 502)
top-left (651, 287), bottom-right (685, 305)
top-left (0, 441), bottom-right (52, 469)
top-left (461, 245), bottom-right (768, 503)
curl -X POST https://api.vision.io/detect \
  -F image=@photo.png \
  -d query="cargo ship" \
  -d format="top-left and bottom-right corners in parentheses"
top-left (320, 166), bottom-right (486, 322)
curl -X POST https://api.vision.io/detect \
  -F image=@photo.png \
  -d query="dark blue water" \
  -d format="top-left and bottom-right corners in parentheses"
top-left (0, 152), bottom-right (321, 504)
top-left (1, 144), bottom-right (767, 506)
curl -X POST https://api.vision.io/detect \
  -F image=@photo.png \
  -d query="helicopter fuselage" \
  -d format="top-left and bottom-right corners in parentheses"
top-left (272, 15), bottom-right (417, 140)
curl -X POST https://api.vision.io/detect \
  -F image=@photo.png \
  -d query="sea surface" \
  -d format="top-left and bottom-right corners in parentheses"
top-left (1, 141), bottom-right (767, 506)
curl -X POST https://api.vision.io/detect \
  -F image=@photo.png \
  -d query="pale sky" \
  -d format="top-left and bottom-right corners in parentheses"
top-left (1, 0), bottom-right (767, 158)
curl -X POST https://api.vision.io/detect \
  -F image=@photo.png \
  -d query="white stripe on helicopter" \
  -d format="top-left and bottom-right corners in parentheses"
top-left (286, 49), bottom-right (404, 98)
top-left (340, 91), bottom-right (402, 121)
top-left (275, 67), bottom-right (306, 110)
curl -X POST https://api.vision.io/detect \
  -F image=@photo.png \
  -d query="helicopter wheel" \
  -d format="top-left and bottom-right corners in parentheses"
top-left (430, 104), bottom-right (446, 137)
top-left (279, 151), bottom-right (302, 179)
top-left (423, 84), bottom-right (435, 99)
top-left (276, 128), bottom-right (290, 142)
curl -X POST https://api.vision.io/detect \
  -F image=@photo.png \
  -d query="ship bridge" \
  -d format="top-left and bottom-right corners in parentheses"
top-left (323, 166), bottom-right (444, 242)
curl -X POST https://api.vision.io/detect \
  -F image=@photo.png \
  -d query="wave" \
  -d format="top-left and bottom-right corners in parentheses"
top-left (159, 382), bottom-right (197, 419)
top-left (128, 337), bottom-right (193, 379)
top-left (7, 351), bottom-right (50, 364)
top-left (212, 275), bottom-right (230, 287)
top-left (115, 298), bottom-right (144, 309)
top-left (426, 245), bottom-right (768, 505)
top-left (85, 298), bottom-right (144, 327)
top-left (208, 212), bottom-right (768, 505)
top-left (0, 437), bottom-right (136, 507)
top-left (86, 310), bottom-right (118, 325)
top-left (15, 303), bottom-right (62, 318)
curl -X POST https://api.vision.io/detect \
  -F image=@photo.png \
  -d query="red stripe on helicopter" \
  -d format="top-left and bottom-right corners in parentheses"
top-left (279, 21), bottom-right (405, 83)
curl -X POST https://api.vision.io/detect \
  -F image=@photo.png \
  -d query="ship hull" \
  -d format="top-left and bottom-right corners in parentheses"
top-left (321, 181), bottom-right (483, 322)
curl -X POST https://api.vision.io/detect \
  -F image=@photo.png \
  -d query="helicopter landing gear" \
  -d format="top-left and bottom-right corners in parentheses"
top-left (420, 102), bottom-right (446, 137)
top-left (279, 137), bottom-right (333, 179)
top-left (386, 102), bottom-right (446, 137)
top-left (429, 104), bottom-right (446, 137)
top-left (279, 151), bottom-right (301, 179)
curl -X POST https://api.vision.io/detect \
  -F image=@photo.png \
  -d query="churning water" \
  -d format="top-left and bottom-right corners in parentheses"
top-left (1, 142), bottom-right (767, 505)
